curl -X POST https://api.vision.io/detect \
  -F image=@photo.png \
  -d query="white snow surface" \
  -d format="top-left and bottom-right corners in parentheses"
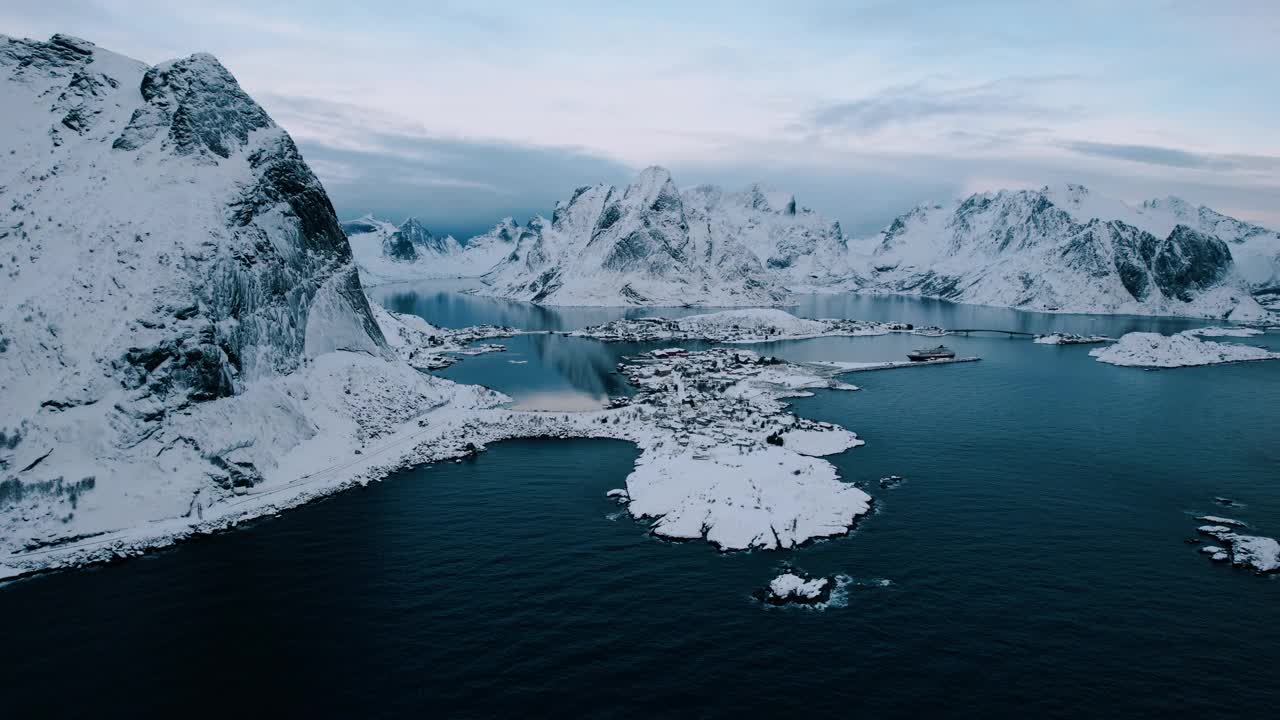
top-left (780, 428), bottom-right (865, 456)
top-left (1089, 331), bottom-right (1280, 368)
top-left (853, 183), bottom-right (1272, 321)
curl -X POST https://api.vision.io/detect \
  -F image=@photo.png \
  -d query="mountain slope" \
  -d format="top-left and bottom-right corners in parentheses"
top-left (480, 166), bottom-right (854, 306)
top-left (0, 34), bottom-right (495, 558)
top-left (682, 183), bottom-right (853, 290)
top-left (854, 185), bottom-right (1268, 320)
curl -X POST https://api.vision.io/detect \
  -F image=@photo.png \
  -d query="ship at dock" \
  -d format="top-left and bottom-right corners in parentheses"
top-left (907, 345), bottom-right (956, 362)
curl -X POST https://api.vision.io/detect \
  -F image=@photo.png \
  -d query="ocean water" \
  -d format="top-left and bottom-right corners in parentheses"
top-left (4, 286), bottom-right (1279, 718)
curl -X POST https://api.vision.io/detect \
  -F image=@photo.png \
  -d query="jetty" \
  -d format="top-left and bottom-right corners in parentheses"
top-left (948, 328), bottom-right (1037, 337)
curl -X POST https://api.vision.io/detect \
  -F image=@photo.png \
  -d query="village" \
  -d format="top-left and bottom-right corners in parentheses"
top-left (568, 308), bottom-right (922, 344)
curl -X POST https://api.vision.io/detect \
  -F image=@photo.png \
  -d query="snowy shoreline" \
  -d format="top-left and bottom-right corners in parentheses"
top-left (4, 343), bottom-right (952, 580)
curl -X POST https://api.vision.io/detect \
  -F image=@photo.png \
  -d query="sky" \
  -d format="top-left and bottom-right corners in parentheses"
top-left (4, 0), bottom-right (1279, 237)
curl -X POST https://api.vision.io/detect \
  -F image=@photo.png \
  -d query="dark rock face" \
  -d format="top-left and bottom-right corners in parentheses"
top-left (1152, 225), bottom-right (1233, 302)
top-left (383, 232), bottom-right (419, 261)
top-left (218, 110), bottom-right (385, 379)
top-left (492, 218), bottom-right (520, 244)
top-left (119, 333), bottom-right (235, 403)
top-left (1, 33), bottom-right (94, 76)
top-left (115, 53), bottom-right (272, 158)
top-left (383, 218), bottom-right (454, 261)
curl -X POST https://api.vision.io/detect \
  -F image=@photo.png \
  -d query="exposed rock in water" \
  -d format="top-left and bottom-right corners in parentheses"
top-left (759, 572), bottom-right (834, 606)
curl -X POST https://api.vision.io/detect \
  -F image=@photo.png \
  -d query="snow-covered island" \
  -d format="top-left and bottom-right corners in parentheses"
top-left (1089, 330), bottom-right (1279, 368)
top-left (761, 572), bottom-right (835, 606)
top-left (1196, 523), bottom-right (1280, 573)
top-left (1033, 333), bottom-right (1114, 345)
top-left (570, 308), bottom-right (915, 343)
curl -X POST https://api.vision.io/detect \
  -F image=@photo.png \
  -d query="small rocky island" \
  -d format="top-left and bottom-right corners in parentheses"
top-left (1195, 521), bottom-right (1280, 573)
top-left (759, 572), bottom-right (836, 606)
top-left (1091, 330), bottom-right (1279, 368)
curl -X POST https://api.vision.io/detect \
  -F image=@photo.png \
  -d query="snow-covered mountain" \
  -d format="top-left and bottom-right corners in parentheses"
top-left (479, 166), bottom-right (850, 306)
top-left (853, 184), bottom-right (1270, 320)
top-left (343, 214), bottom-right (527, 285)
top-left (1135, 196), bottom-right (1280, 294)
top-left (680, 182), bottom-right (853, 290)
top-left (0, 34), bottom-right (500, 559)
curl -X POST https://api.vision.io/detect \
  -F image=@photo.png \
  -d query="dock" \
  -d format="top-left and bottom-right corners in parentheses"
top-left (948, 329), bottom-right (1036, 337)
top-left (810, 357), bottom-right (982, 374)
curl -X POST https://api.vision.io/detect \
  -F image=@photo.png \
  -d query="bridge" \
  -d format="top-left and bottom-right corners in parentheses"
top-left (948, 328), bottom-right (1038, 337)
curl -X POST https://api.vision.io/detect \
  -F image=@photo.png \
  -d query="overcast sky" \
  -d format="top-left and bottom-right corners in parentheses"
top-left (6, 0), bottom-right (1279, 236)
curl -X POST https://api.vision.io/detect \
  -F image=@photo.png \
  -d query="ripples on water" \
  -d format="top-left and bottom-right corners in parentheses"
top-left (5, 282), bottom-right (1278, 718)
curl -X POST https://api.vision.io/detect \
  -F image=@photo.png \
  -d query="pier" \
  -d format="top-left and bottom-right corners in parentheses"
top-left (949, 328), bottom-right (1037, 337)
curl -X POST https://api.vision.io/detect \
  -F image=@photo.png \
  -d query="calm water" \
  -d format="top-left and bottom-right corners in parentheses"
top-left (5, 285), bottom-right (1279, 718)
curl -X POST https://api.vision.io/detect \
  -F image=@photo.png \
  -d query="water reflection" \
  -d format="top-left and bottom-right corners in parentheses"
top-left (370, 280), bottom-right (1263, 408)
top-left (793, 293), bottom-right (1206, 337)
top-left (433, 334), bottom-right (647, 410)
top-left (367, 278), bottom-right (712, 331)
top-left (370, 278), bottom-right (1214, 338)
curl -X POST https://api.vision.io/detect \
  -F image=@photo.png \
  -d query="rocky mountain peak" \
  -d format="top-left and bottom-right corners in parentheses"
top-left (114, 52), bottom-right (272, 158)
top-left (623, 165), bottom-right (683, 214)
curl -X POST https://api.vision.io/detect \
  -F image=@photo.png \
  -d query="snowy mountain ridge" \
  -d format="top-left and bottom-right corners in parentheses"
top-left (476, 166), bottom-right (852, 306)
top-left (853, 183), bottom-right (1271, 320)
top-left (343, 214), bottom-right (530, 285)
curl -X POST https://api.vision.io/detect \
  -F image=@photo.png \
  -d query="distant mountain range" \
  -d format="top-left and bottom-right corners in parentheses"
top-left (346, 166), bottom-right (854, 306)
top-left (342, 214), bottom-right (531, 285)
top-left (851, 184), bottom-right (1275, 320)
top-left (345, 174), bottom-right (1278, 320)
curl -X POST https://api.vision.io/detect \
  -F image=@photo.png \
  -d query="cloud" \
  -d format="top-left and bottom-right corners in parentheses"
top-left (263, 95), bottom-right (633, 237)
top-left (1062, 140), bottom-right (1280, 172)
top-left (808, 76), bottom-right (1078, 135)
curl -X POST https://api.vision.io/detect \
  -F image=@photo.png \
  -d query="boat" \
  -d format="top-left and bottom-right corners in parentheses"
top-left (907, 345), bottom-right (956, 362)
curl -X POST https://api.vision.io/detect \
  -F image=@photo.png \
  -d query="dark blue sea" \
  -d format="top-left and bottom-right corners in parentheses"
top-left (4, 282), bottom-right (1279, 718)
